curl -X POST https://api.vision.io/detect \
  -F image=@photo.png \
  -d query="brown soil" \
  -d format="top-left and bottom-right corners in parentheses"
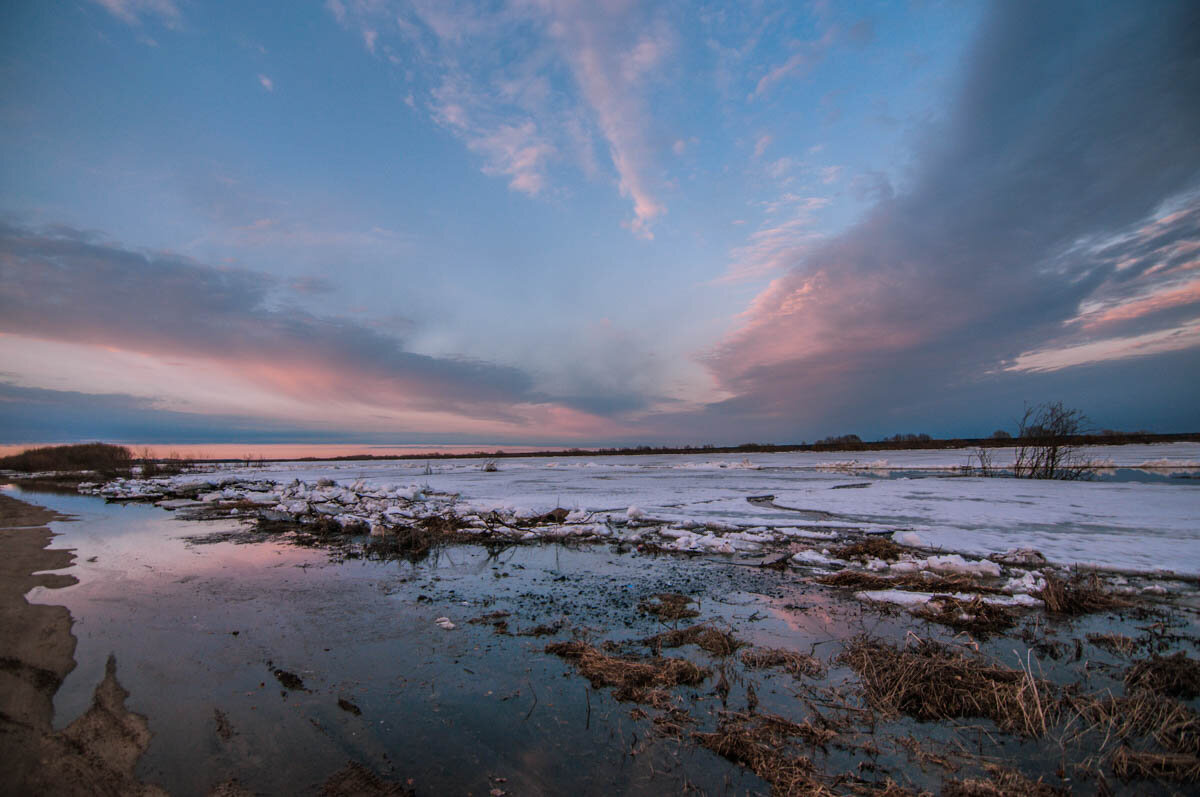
top-left (0, 492), bottom-right (166, 796)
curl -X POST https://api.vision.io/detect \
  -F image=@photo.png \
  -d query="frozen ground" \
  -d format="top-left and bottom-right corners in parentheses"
top-left (101, 443), bottom-right (1200, 576)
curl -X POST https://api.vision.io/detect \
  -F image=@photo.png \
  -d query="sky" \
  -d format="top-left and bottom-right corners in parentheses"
top-left (1, 0), bottom-right (1198, 449)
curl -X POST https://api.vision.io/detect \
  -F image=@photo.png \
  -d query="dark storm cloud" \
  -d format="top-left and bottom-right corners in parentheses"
top-left (706, 0), bottom-right (1200, 435)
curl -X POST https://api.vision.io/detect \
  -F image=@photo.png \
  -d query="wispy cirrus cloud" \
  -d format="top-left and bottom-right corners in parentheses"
top-left (325, 0), bottom-right (672, 238)
top-left (90, 0), bottom-right (180, 28)
top-left (716, 196), bottom-right (829, 284)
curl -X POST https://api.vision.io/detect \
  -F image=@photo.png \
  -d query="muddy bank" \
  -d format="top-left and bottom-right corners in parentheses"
top-left (0, 492), bottom-right (165, 796)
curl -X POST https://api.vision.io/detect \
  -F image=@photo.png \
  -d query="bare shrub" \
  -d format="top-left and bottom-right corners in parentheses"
top-left (1012, 401), bottom-right (1093, 480)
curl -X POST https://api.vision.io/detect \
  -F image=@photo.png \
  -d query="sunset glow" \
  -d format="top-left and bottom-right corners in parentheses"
top-left (2, 1), bottom-right (1198, 448)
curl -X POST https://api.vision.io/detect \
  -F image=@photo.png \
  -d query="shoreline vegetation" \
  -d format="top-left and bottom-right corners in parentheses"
top-left (2, 431), bottom-right (1197, 470)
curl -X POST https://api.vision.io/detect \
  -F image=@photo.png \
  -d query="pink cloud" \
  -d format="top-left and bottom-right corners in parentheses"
top-left (1073, 277), bottom-right (1200, 330)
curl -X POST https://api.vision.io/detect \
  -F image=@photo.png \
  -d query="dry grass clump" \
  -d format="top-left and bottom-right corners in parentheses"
top-left (638, 592), bottom-right (700, 620)
top-left (838, 638), bottom-right (1056, 736)
top-left (644, 623), bottom-right (746, 657)
top-left (833, 537), bottom-right (905, 562)
top-left (911, 596), bottom-right (1016, 639)
top-left (1125, 652), bottom-right (1200, 700)
top-left (374, 514), bottom-right (466, 561)
top-left (817, 571), bottom-right (894, 589)
top-left (1069, 690), bottom-right (1200, 757)
top-left (517, 621), bottom-right (564, 637)
top-left (741, 647), bottom-right (825, 679)
top-left (1035, 573), bottom-right (1128, 616)
top-left (650, 706), bottom-right (695, 738)
top-left (1086, 632), bottom-right (1138, 657)
top-left (692, 712), bottom-right (836, 796)
top-left (817, 570), bottom-right (1003, 595)
top-left (942, 764), bottom-right (1067, 796)
top-left (545, 640), bottom-right (708, 703)
top-left (1109, 746), bottom-right (1200, 782)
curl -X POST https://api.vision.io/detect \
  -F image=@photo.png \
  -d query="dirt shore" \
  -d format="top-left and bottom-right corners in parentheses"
top-left (0, 492), bottom-right (166, 797)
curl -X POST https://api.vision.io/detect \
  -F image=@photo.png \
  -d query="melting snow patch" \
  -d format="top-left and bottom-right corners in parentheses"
top-left (856, 590), bottom-right (1041, 608)
top-left (920, 554), bottom-right (1001, 578)
top-left (1002, 571), bottom-right (1046, 594)
top-left (791, 549), bottom-right (837, 566)
top-left (891, 531), bottom-right (924, 547)
top-left (779, 528), bottom-right (839, 540)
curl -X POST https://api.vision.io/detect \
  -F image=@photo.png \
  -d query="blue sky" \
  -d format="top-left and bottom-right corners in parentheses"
top-left (1, 0), bottom-right (1198, 448)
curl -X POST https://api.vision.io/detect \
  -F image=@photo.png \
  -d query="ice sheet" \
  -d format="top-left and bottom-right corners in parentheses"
top-left (98, 442), bottom-right (1200, 575)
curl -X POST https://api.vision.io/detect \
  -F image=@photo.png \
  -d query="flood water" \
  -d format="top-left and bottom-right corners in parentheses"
top-left (9, 480), bottom-right (1198, 796)
top-left (8, 484), bottom-right (875, 795)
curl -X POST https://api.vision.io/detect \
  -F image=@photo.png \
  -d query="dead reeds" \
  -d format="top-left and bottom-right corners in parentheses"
top-left (644, 623), bottom-right (746, 657)
top-left (545, 640), bottom-right (708, 704)
top-left (638, 592), bottom-right (700, 620)
top-left (1035, 573), bottom-right (1128, 616)
top-left (370, 514), bottom-right (466, 561)
top-left (833, 538), bottom-right (905, 562)
top-left (692, 712), bottom-right (837, 796)
top-left (1125, 651), bottom-right (1200, 700)
top-left (741, 647), bottom-right (825, 679)
top-left (1086, 632), bottom-right (1138, 657)
top-left (941, 764), bottom-right (1067, 796)
top-left (1109, 746), bottom-right (1200, 781)
top-left (911, 595), bottom-right (1016, 639)
top-left (817, 570), bottom-right (1002, 595)
top-left (837, 638), bottom-right (1056, 736)
top-left (1067, 689), bottom-right (1200, 757)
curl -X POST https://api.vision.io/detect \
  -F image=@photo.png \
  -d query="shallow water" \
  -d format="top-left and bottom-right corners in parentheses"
top-left (9, 485), bottom-right (860, 795)
top-left (9, 483), bottom-right (1198, 795)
